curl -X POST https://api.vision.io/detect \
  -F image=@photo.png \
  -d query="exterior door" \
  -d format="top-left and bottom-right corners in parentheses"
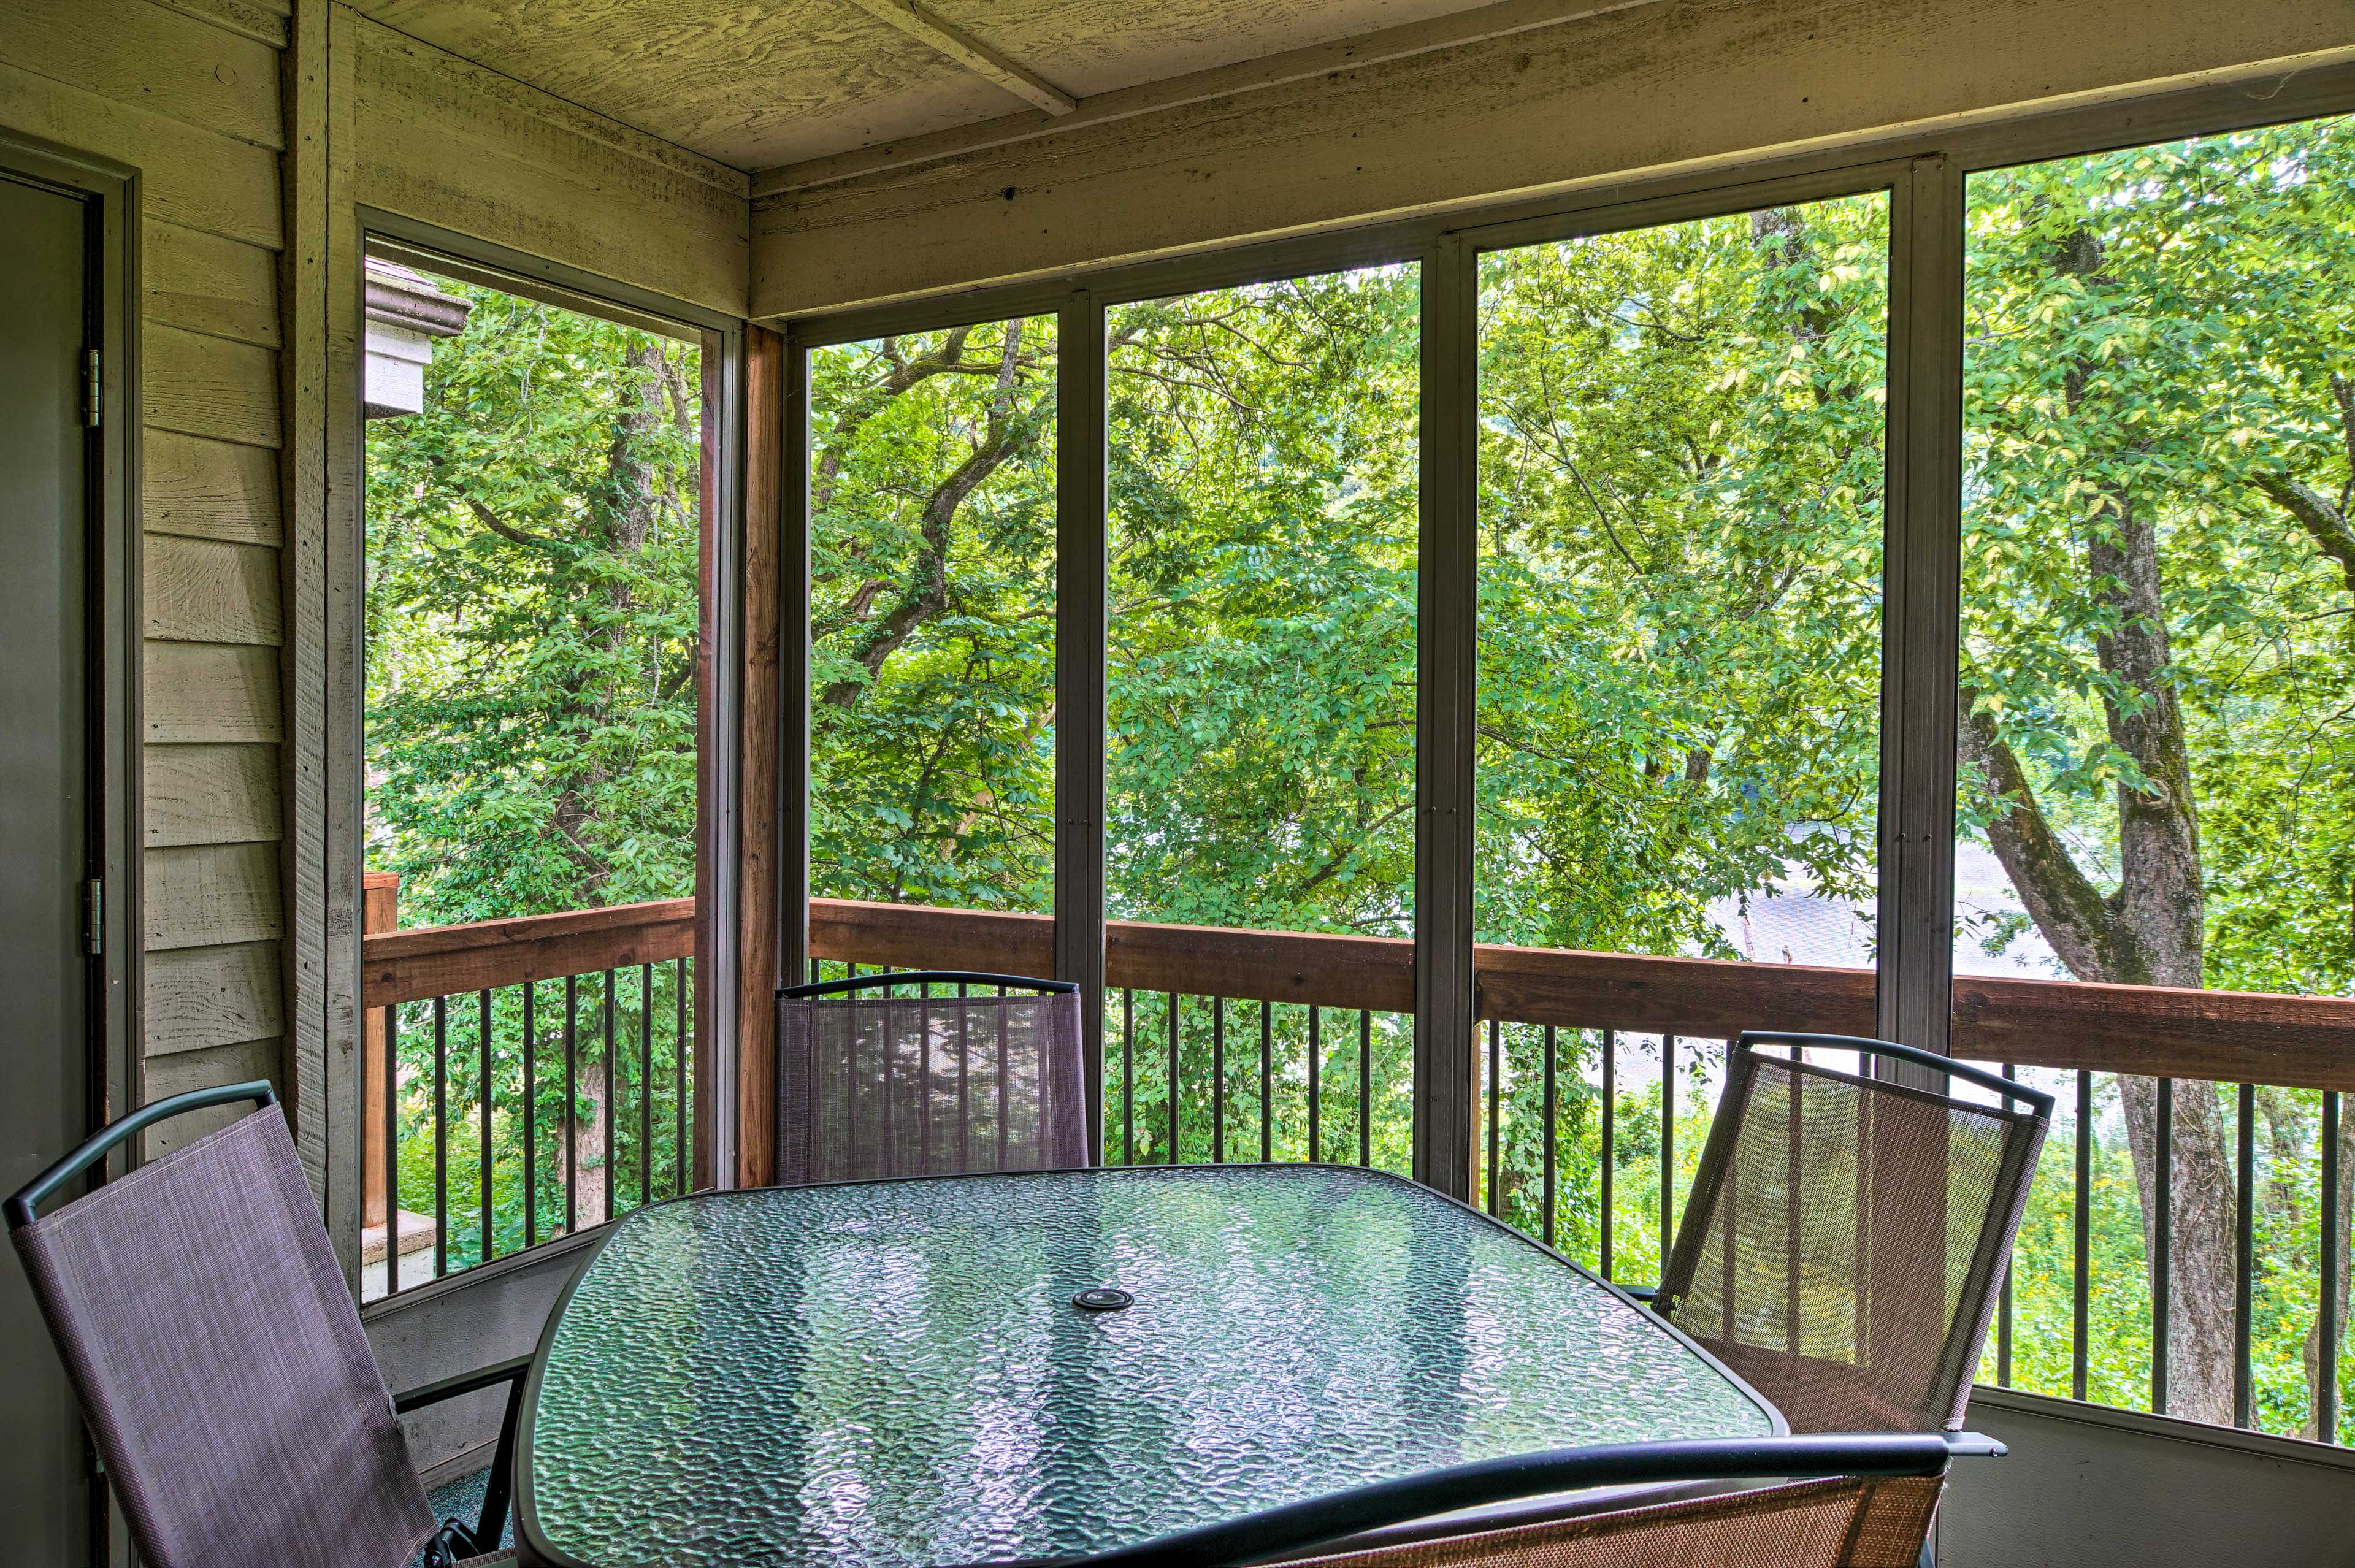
top-left (0, 167), bottom-right (98, 1567)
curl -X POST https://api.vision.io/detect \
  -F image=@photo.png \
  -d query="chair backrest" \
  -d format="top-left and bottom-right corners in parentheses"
top-left (9, 1099), bottom-right (434, 1568)
top-left (1656, 1034), bottom-right (2051, 1433)
top-left (775, 971), bottom-right (1089, 1185)
top-left (1280, 1475), bottom-right (1943, 1568)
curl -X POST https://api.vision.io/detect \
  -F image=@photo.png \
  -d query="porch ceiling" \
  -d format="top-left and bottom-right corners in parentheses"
top-left (345, 0), bottom-right (1504, 173)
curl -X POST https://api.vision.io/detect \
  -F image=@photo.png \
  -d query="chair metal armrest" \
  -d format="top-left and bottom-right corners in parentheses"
top-left (396, 1356), bottom-right (533, 1561)
top-left (393, 1355), bottom-right (534, 1413)
top-left (1943, 1432), bottom-right (2005, 1460)
top-left (1621, 1284), bottom-right (1658, 1303)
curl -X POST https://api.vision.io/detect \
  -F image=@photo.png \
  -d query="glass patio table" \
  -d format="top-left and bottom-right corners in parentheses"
top-left (514, 1165), bottom-right (1782, 1568)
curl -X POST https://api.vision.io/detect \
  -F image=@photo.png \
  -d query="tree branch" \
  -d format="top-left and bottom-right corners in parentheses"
top-left (1956, 697), bottom-right (2120, 982)
top-left (2255, 474), bottom-right (2355, 595)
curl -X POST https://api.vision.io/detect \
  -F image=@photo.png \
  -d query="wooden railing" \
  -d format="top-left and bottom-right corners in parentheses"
top-left (363, 892), bottom-right (2355, 1436)
top-left (359, 887), bottom-right (699, 1301)
top-left (789, 897), bottom-right (2355, 1093)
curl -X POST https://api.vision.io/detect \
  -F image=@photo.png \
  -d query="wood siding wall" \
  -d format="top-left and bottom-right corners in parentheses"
top-left (2, 0), bottom-right (294, 1155)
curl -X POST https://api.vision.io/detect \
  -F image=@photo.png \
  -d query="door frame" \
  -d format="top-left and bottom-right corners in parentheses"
top-left (0, 125), bottom-right (140, 1567)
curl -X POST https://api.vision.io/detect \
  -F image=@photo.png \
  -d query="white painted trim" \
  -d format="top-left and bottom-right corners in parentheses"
top-left (1968, 1384), bottom-right (2355, 1475)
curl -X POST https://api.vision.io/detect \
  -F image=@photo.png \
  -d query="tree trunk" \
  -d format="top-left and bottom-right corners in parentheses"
top-left (549, 337), bottom-right (673, 903)
top-left (558, 1066), bottom-right (608, 1231)
top-left (1956, 222), bottom-right (2238, 1420)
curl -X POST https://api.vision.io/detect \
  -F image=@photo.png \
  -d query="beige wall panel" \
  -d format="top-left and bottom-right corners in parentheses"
top-left (751, 0), bottom-right (2355, 315)
top-left (144, 534), bottom-right (284, 645)
top-left (0, 0), bottom-right (282, 148)
top-left (147, 221), bottom-right (282, 349)
top-left (144, 429), bottom-right (283, 544)
top-left (347, 12), bottom-right (749, 316)
top-left (142, 1037), bottom-right (281, 1157)
top-left (146, 940), bottom-right (285, 1057)
top-left (145, 321), bottom-right (282, 447)
top-left (147, 841), bottom-right (283, 951)
top-left (144, 641), bottom-right (281, 743)
top-left (146, 742), bottom-right (281, 847)
top-left (0, 57), bottom-right (280, 248)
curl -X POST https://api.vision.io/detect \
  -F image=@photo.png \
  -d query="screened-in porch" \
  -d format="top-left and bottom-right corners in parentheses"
top-left (7, 2), bottom-right (2355, 1565)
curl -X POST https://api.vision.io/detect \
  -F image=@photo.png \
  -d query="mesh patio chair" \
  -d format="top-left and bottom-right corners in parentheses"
top-left (1644, 1033), bottom-right (2053, 1437)
top-left (775, 970), bottom-right (1089, 1185)
top-left (1070, 1432), bottom-right (1995, 1568)
top-left (6, 1081), bottom-right (526, 1568)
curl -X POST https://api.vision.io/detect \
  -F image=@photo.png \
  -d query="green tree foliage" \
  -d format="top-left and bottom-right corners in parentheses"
top-left (365, 281), bottom-right (704, 1266)
top-left (1476, 197), bottom-right (1890, 958)
top-left (1106, 275), bottom-right (1420, 938)
top-left (367, 284), bottom-right (703, 927)
top-left (808, 319), bottom-right (1059, 912)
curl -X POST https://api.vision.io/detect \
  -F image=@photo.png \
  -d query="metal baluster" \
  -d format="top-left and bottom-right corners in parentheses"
top-left (1358, 1011), bottom-right (1372, 1169)
top-left (1484, 1017), bottom-right (1499, 1215)
top-left (674, 958), bottom-right (688, 1197)
top-left (1661, 1034), bottom-right (1676, 1268)
top-left (2073, 1068), bottom-right (2092, 1402)
top-left (523, 982), bottom-right (537, 1249)
top-left (602, 971), bottom-right (618, 1225)
top-left (1212, 996), bottom-right (1225, 1165)
top-left (1856, 1049), bottom-right (1872, 1347)
top-left (564, 974), bottom-right (578, 1236)
top-left (1309, 1006), bottom-right (1322, 1165)
top-left (640, 962), bottom-right (654, 1207)
top-left (1721, 1085), bottom-right (1738, 1321)
top-left (2154, 1078), bottom-right (2173, 1414)
top-left (1260, 1003), bottom-right (1273, 1163)
top-left (1166, 992), bottom-right (1181, 1165)
top-left (918, 981), bottom-right (932, 1177)
top-left (1600, 1028), bottom-right (1616, 1280)
top-left (882, 987), bottom-right (898, 1179)
top-left (432, 996), bottom-right (448, 1279)
top-left (957, 982), bottom-right (971, 1173)
top-left (2323, 1090), bottom-right (2343, 1444)
top-left (383, 1005), bottom-right (401, 1299)
top-left (1998, 1063), bottom-right (2016, 1386)
top-left (1121, 989), bottom-right (1135, 1167)
top-left (1541, 1025), bottom-right (1557, 1248)
top-left (2062, 1069), bottom-right (2081, 1393)
top-left (848, 971), bottom-right (864, 1176)
top-left (478, 989), bottom-right (494, 1268)
top-left (997, 984), bottom-right (1010, 1172)
top-left (1788, 1057), bottom-right (1804, 1356)
top-left (2234, 1081), bottom-right (2254, 1425)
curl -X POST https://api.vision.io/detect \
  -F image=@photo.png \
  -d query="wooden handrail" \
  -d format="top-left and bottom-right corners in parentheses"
top-left (362, 894), bottom-right (2355, 1092)
top-left (362, 898), bottom-right (695, 1008)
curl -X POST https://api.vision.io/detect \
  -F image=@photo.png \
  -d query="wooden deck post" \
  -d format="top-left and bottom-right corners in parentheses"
top-left (362, 871), bottom-right (399, 1227)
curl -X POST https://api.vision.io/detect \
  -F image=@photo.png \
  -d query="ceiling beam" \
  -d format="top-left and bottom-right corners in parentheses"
top-left (757, 0), bottom-right (1662, 197)
top-left (841, 0), bottom-right (1077, 117)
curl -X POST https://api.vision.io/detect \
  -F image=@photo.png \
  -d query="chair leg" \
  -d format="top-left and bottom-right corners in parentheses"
top-left (468, 1372), bottom-right (527, 1555)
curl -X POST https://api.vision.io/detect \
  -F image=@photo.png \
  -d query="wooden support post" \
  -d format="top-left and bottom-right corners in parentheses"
top-left (362, 871), bottom-right (399, 1228)
top-left (737, 325), bottom-right (787, 1189)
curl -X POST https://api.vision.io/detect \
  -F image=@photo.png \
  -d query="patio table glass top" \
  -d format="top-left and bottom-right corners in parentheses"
top-left (518, 1165), bottom-right (1779, 1568)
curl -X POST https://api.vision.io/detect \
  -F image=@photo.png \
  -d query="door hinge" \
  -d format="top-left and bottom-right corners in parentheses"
top-left (83, 348), bottom-right (101, 427)
top-left (85, 878), bottom-right (103, 956)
